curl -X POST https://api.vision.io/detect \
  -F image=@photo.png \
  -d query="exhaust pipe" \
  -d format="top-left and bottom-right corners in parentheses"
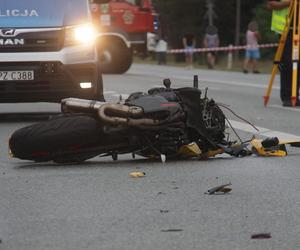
top-left (98, 103), bottom-right (160, 126)
top-left (62, 98), bottom-right (161, 126)
top-left (61, 98), bottom-right (107, 113)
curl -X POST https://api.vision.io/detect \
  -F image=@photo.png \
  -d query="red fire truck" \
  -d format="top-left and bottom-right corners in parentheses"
top-left (90, 0), bottom-right (158, 74)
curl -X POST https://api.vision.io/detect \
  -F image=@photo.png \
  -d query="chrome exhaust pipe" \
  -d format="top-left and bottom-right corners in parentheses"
top-left (61, 98), bottom-right (107, 113)
top-left (98, 103), bottom-right (160, 126)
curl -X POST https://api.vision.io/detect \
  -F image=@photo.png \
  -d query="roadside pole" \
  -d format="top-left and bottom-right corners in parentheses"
top-left (234, 0), bottom-right (241, 61)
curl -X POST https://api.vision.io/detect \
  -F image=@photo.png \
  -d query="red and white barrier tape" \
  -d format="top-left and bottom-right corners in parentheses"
top-left (168, 43), bottom-right (278, 54)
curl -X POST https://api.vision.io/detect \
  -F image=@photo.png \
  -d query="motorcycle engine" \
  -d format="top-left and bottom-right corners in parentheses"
top-left (126, 85), bottom-right (226, 156)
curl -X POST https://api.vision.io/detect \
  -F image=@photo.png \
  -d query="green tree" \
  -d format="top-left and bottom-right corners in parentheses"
top-left (153, 0), bottom-right (267, 48)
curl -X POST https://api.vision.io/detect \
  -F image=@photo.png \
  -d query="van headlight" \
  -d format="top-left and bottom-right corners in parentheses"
top-left (65, 24), bottom-right (97, 46)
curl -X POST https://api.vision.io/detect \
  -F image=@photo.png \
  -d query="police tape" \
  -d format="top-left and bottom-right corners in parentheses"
top-left (168, 43), bottom-right (278, 54)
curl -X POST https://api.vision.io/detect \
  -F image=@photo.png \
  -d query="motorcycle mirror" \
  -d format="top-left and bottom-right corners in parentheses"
top-left (163, 79), bottom-right (171, 89)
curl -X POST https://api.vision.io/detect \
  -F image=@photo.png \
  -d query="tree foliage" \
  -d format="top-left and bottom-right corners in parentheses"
top-left (153, 0), bottom-right (275, 49)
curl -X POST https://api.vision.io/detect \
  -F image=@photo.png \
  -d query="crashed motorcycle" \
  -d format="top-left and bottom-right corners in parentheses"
top-left (9, 77), bottom-right (293, 163)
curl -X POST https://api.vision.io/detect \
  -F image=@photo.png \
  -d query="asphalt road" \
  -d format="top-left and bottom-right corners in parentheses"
top-left (1, 64), bottom-right (300, 250)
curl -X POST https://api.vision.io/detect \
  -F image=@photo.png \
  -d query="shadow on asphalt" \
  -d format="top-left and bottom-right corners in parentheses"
top-left (0, 112), bottom-right (60, 123)
top-left (13, 156), bottom-right (235, 170)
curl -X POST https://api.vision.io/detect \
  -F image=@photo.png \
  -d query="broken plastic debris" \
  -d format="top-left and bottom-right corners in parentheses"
top-left (205, 183), bottom-right (232, 195)
top-left (251, 233), bottom-right (271, 239)
top-left (161, 229), bottom-right (183, 232)
top-left (129, 172), bottom-right (146, 178)
top-left (178, 142), bottom-right (202, 157)
top-left (160, 210), bottom-right (169, 213)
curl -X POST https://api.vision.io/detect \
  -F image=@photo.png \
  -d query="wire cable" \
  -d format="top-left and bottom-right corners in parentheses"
top-left (217, 103), bottom-right (260, 132)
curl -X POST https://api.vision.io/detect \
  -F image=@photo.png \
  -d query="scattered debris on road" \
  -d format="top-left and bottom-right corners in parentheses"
top-left (251, 233), bottom-right (272, 239)
top-left (129, 172), bottom-right (146, 178)
top-left (160, 210), bottom-right (169, 213)
top-left (205, 183), bottom-right (232, 195)
top-left (161, 229), bottom-right (183, 232)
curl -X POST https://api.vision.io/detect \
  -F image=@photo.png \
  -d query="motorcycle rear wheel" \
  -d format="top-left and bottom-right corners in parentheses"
top-left (9, 115), bottom-right (102, 163)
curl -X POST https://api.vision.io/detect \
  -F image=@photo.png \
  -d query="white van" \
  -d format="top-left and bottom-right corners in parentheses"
top-left (0, 0), bottom-right (105, 102)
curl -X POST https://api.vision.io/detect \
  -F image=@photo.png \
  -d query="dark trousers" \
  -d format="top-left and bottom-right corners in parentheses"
top-left (157, 52), bottom-right (167, 65)
top-left (279, 31), bottom-right (300, 101)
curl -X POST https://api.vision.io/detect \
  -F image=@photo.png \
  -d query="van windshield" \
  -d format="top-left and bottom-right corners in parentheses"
top-left (0, 0), bottom-right (89, 28)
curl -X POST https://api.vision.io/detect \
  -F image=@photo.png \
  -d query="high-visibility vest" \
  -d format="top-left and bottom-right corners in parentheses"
top-left (271, 2), bottom-right (288, 34)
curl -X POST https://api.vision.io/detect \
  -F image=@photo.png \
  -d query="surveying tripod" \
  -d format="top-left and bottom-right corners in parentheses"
top-left (264, 0), bottom-right (300, 107)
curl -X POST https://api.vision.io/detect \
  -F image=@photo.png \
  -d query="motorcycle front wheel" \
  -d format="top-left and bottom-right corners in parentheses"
top-left (9, 115), bottom-right (102, 163)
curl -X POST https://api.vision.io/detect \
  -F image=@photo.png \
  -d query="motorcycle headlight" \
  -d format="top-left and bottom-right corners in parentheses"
top-left (65, 23), bottom-right (97, 46)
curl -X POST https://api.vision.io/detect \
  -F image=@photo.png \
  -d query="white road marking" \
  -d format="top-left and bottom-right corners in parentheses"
top-left (104, 91), bottom-right (116, 94)
top-left (229, 120), bottom-right (300, 141)
top-left (269, 104), bottom-right (300, 112)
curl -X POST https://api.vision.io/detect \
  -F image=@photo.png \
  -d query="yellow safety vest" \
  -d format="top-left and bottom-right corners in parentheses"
top-left (271, 1), bottom-right (289, 34)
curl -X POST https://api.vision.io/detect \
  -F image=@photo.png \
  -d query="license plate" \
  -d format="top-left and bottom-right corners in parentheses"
top-left (0, 71), bottom-right (34, 81)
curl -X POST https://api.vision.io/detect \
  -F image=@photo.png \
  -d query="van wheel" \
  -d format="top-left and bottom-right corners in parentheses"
top-left (98, 38), bottom-right (133, 74)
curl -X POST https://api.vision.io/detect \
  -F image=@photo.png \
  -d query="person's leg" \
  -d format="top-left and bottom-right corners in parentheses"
top-left (297, 63), bottom-right (300, 101)
top-left (185, 48), bottom-right (192, 67)
top-left (252, 59), bottom-right (258, 72)
top-left (280, 62), bottom-right (292, 105)
top-left (187, 51), bottom-right (194, 68)
top-left (252, 49), bottom-right (260, 73)
top-left (151, 51), bottom-right (156, 60)
top-left (190, 52), bottom-right (194, 66)
top-left (244, 50), bottom-right (250, 73)
top-left (243, 58), bottom-right (249, 73)
top-left (185, 53), bottom-right (189, 65)
top-left (210, 52), bottom-right (216, 68)
top-left (162, 52), bottom-right (167, 65)
top-left (158, 52), bottom-right (164, 65)
top-left (207, 52), bottom-right (213, 68)
top-left (280, 31), bottom-right (293, 105)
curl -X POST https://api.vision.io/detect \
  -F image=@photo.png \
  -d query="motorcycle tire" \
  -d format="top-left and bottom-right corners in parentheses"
top-left (9, 115), bottom-right (102, 163)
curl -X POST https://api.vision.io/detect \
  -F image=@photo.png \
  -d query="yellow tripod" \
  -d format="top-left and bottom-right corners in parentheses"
top-left (264, 0), bottom-right (300, 107)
